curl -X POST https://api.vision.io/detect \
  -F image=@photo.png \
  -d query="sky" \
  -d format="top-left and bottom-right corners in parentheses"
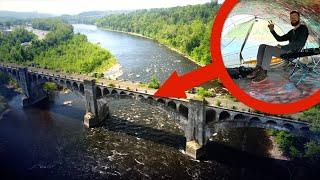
top-left (0, 0), bottom-right (224, 15)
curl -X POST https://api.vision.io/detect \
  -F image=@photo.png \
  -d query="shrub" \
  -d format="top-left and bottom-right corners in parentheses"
top-left (148, 75), bottom-right (160, 89)
top-left (305, 141), bottom-right (320, 160)
top-left (43, 82), bottom-right (57, 91)
top-left (196, 87), bottom-right (214, 98)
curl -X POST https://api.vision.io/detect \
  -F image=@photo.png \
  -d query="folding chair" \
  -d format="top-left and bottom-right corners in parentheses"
top-left (280, 47), bottom-right (320, 85)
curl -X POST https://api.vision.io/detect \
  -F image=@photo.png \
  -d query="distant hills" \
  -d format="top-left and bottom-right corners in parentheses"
top-left (59, 10), bottom-right (132, 24)
top-left (0, 10), bottom-right (131, 24)
top-left (0, 11), bottom-right (54, 19)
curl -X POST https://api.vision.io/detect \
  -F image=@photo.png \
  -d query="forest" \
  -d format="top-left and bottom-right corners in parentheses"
top-left (96, 2), bottom-right (219, 65)
top-left (0, 19), bottom-right (116, 74)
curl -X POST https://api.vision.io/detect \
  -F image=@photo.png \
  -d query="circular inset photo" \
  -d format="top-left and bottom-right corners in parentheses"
top-left (222, 0), bottom-right (320, 104)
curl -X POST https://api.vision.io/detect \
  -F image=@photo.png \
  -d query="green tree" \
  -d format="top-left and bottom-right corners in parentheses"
top-left (148, 75), bottom-right (160, 89)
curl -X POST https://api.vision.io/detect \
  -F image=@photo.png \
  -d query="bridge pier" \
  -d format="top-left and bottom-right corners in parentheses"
top-left (18, 68), bottom-right (47, 107)
top-left (185, 99), bottom-right (207, 159)
top-left (83, 80), bottom-right (109, 128)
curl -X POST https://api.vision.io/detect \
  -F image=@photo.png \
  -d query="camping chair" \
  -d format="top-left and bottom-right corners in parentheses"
top-left (280, 47), bottom-right (320, 85)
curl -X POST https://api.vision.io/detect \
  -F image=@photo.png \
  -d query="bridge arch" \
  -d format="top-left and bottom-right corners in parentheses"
top-left (79, 84), bottom-right (84, 94)
top-left (234, 114), bottom-right (246, 121)
top-left (120, 91), bottom-right (126, 96)
top-left (219, 111), bottom-right (231, 121)
top-left (103, 88), bottom-right (110, 96)
top-left (249, 117), bottom-right (261, 123)
top-left (96, 86), bottom-right (102, 98)
top-left (111, 89), bottom-right (118, 95)
top-left (73, 82), bottom-right (79, 91)
top-left (137, 94), bottom-right (145, 101)
top-left (59, 80), bottom-right (65, 85)
top-left (211, 120), bottom-right (311, 139)
top-left (206, 109), bottom-right (216, 123)
top-left (27, 73), bottom-right (33, 82)
top-left (32, 74), bottom-right (37, 82)
top-left (157, 98), bottom-right (165, 105)
top-left (283, 123), bottom-right (295, 130)
top-left (13, 69), bottom-right (18, 77)
top-left (168, 101), bottom-right (177, 111)
top-left (147, 96), bottom-right (154, 100)
top-left (38, 75), bottom-right (42, 81)
top-left (66, 81), bottom-right (71, 88)
top-left (178, 104), bottom-right (188, 119)
top-left (265, 120), bottom-right (277, 125)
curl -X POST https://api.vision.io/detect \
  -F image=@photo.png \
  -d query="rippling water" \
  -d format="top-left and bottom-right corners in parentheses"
top-left (2, 88), bottom-right (313, 179)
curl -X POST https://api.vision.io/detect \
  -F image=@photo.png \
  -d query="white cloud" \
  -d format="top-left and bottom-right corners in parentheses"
top-left (0, 0), bottom-right (213, 15)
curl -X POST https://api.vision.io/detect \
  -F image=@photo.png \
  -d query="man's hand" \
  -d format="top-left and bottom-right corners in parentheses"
top-left (268, 20), bottom-right (275, 31)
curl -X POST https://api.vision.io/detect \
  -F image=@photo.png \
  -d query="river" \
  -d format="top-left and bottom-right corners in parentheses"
top-left (0, 24), bottom-right (317, 179)
top-left (73, 24), bottom-right (199, 83)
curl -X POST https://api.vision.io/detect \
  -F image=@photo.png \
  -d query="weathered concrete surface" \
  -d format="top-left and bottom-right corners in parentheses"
top-left (18, 68), bottom-right (47, 107)
top-left (186, 140), bottom-right (205, 159)
top-left (83, 80), bottom-right (109, 128)
top-left (185, 99), bottom-right (206, 159)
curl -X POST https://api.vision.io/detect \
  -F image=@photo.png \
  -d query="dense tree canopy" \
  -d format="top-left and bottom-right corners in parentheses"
top-left (0, 19), bottom-right (116, 74)
top-left (33, 33), bottom-right (116, 74)
top-left (96, 2), bottom-right (219, 65)
top-left (0, 28), bottom-right (35, 62)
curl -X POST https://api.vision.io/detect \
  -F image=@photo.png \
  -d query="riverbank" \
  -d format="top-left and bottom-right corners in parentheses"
top-left (268, 135), bottom-right (289, 161)
top-left (99, 27), bottom-right (204, 67)
top-left (103, 63), bottom-right (123, 80)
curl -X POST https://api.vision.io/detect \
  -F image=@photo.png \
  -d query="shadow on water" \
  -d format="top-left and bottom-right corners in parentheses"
top-left (202, 141), bottom-right (320, 180)
top-left (103, 115), bottom-right (319, 180)
top-left (103, 116), bottom-right (186, 150)
top-left (203, 141), bottom-right (290, 180)
top-left (0, 84), bottom-right (19, 101)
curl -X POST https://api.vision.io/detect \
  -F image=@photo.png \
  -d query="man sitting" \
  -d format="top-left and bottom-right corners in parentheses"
top-left (247, 10), bottom-right (309, 83)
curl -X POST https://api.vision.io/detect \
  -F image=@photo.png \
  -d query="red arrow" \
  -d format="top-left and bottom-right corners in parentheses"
top-left (154, 63), bottom-right (219, 98)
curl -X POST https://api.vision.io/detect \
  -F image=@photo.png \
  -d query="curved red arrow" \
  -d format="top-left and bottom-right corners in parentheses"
top-left (154, 64), bottom-right (218, 98)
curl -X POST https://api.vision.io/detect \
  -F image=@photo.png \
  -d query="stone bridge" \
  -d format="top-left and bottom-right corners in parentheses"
top-left (0, 64), bottom-right (314, 159)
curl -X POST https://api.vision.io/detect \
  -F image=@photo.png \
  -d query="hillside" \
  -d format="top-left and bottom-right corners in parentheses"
top-left (96, 2), bottom-right (220, 65)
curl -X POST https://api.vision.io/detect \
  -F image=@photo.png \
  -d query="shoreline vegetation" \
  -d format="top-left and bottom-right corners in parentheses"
top-left (0, 19), bottom-right (118, 76)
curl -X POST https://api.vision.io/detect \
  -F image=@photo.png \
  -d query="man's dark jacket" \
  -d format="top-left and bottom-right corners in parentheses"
top-left (271, 24), bottom-right (309, 52)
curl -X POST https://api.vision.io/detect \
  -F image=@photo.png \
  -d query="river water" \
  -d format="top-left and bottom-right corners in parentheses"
top-left (73, 24), bottom-right (199, 83)
top-left (0, 24), bottom-right (317, 179)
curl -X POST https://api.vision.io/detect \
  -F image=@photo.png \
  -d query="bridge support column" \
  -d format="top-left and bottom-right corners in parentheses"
top-left (18, 68), bottom-right (47, 107)
top-left (185, 99), bottom-right (206, 159)
top-left (83, 80), bottom-right (109, 128)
